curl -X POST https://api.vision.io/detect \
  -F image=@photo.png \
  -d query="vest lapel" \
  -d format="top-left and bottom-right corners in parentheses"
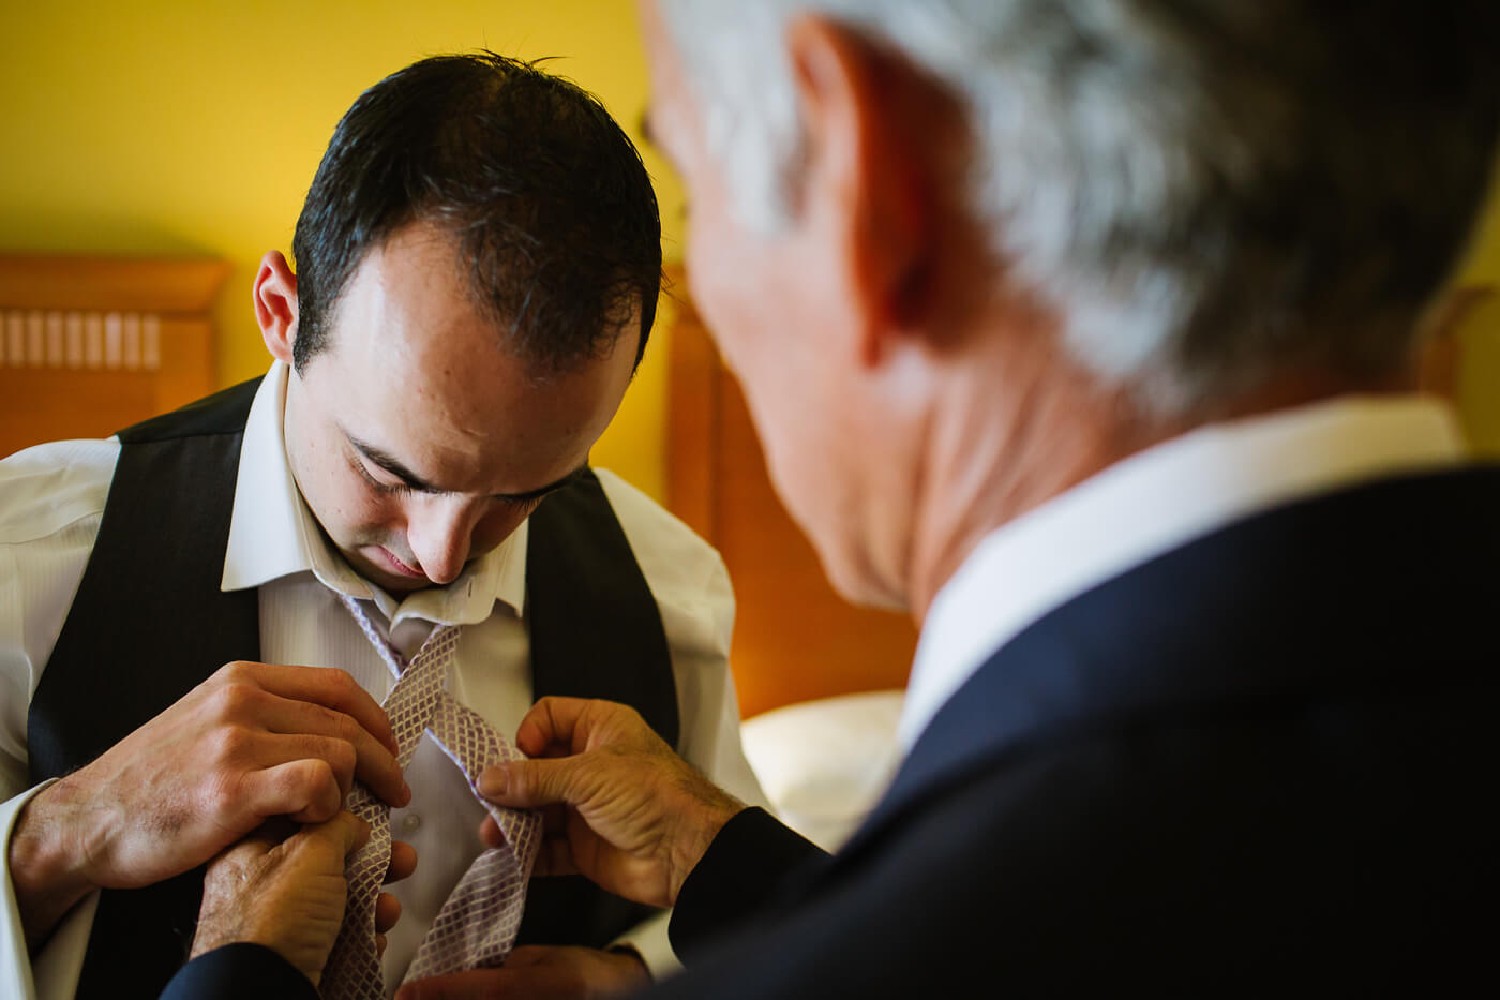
top-left (524, 468), bottom-right (678, 746)
top-left (518, 467), bottom-right (679, 945)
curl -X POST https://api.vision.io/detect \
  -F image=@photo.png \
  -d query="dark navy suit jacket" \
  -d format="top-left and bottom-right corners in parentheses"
top-left (166, 467), bottom-right (1500, 998)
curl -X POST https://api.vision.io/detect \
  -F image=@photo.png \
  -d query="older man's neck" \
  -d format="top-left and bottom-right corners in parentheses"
top-left (904, 347), bottom-right (1419, 623)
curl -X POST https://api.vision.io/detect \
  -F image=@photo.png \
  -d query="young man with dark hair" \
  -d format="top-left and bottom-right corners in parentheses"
top-left (0, 51), bottom-right (766, 1000)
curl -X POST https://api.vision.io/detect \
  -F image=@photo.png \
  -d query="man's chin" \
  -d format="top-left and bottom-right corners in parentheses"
top-left (376, 573), bottom-right (432, 594)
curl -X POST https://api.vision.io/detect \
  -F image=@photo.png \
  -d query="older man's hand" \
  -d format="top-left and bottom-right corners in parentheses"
top-left (476, 697), bottom-right (747, 910)
top-left (191, 813), bottom-right (416, 987)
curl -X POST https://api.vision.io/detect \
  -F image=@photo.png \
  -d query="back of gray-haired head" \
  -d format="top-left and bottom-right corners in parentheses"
top-left (660, 0), bottom-right (1500, 413)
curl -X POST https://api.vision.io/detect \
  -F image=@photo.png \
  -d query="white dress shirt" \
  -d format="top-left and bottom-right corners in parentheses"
top-left (0, 362), bottom-right (769, 998)
top-left (902, 395), bottom-right (1469, 749)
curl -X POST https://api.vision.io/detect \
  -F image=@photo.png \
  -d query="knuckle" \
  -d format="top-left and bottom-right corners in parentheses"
top-left (312, 775), bottom-right (344, 816)
top-left (201, 771), bottom-right (243, 819)
top-left (215, 660), bottom-right (256, 685)
top-left (303, 744), bottom-right (353, 801)
top-left (207, 723), bottom-right (255, 764)
top-left (288, 756), bottom-right (336, 799)
top-left (304, 755), bottom-right (337, 786)
top-left (322, 667), bottom-right (360, 701)
top-left (212, 681), bottom-right (259, 721)
top-left (302, 698), bottom-right (346, 736)
top-left (329, 705), bottom-right (364, 743)
top-left (327, 737), bottom-right (358, 776)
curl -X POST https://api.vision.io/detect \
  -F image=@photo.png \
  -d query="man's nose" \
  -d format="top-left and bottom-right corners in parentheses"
top-left (406, 497), bottom-right (483, 585)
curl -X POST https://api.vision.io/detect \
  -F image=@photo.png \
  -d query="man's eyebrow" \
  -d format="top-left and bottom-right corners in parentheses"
top-left (494, 468), bottom-right (582, 504)
top-left (348, 434), bottom-right (581, 502)
top-left (349, 435), bottom-right (441, 493)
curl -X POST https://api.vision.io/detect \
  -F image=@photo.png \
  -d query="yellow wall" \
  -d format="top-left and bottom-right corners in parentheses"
top-left (1460, 188), bottom-right (1500, 288)
top-left (1451, 164), bottom-right (1500, 456)
top-left (0, 0), bottom-right (683, 499)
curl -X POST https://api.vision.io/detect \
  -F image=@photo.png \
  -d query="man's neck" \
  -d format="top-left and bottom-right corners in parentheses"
top-left (904, 349), bottom-right (1417, 623)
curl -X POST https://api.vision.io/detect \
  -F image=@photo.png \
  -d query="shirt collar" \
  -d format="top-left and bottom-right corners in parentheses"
top-left (220, 361), bottom-right (528, 626)
top-left (900, 393), bottom-right (1468, 749)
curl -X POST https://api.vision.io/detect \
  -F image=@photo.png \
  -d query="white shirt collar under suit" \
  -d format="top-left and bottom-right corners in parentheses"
top-left (903, 394), bottom-right (1468, 749)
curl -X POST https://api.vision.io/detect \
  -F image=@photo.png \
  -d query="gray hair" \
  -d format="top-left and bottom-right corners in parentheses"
top-left (660, 0), bottom-right (1499, 413)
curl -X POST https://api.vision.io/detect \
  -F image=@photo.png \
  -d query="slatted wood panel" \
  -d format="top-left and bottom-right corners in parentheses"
top-left (0, 254), bottom-right (229, 458)
top-left (663, 268), bottom-right (916, 719)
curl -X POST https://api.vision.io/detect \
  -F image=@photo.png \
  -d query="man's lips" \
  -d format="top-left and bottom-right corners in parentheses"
top-left (374, 546), bottom-right (426, 579)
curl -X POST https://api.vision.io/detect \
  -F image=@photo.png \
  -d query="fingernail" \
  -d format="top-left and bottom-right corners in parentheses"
top-left (478, 765), bottom-right (508, 798)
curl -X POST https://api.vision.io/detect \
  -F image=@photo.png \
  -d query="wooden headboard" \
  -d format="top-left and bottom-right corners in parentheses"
top-left (663, 266), bottom-right (917, 719)
top-left (0, 253), bottom-right (230, 458)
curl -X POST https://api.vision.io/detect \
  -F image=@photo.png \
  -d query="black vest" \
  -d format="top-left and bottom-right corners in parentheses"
top-left (28, 378), bottom-right (678, 998)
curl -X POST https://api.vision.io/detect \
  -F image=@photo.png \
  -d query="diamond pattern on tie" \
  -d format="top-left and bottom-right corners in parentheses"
top-left (405, 698), bottom-right (539, 981)
top-left (320, 595), bottom-right (541, 999)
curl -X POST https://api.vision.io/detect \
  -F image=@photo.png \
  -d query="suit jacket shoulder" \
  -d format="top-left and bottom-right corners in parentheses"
top-left (647, 468), bottom-right (1500, 998)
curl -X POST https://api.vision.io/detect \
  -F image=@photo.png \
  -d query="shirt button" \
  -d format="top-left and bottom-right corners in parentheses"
top-left (402, 814), bottom-right (422, 832)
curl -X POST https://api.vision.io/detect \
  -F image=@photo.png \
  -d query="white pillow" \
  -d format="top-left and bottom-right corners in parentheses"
top-left (739, 689), bottom-right (905, 851)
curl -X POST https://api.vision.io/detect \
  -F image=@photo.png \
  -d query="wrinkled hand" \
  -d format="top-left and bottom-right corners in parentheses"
top-left (191, 816), bottom-right (417, 986)
top-left (191, 813), bottom-right (367, 986)
top-left (476, 697), bottom-right (746, 909)
top-left (394, 943), bottom-right (650, 1000)
top-left (10, 661), bottom-right (408, 946)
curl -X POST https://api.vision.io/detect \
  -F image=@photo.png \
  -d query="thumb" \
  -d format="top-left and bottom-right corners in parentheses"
top-left (478, 756), bottom-right (589, 809)
top-left (329, 809), bottom-right (372, 857)
top-left (293, 809), bottom-right (371, 862)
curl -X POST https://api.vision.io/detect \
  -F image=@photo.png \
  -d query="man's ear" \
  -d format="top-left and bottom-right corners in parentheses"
top-left (254, 251), bottom-right (300, 366)
top-left (786, 15), bottom-right (937, 368)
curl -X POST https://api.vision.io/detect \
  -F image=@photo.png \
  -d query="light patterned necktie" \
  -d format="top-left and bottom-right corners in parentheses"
top-left (321, 594), bottom-right (542, 999)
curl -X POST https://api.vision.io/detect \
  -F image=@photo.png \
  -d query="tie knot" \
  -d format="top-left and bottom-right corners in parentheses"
top-left (389, 616), bottom-right (433, 663)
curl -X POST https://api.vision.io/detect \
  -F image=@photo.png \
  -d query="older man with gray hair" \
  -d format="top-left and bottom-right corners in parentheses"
top-left (167, 1), bottom-right (1500, 996)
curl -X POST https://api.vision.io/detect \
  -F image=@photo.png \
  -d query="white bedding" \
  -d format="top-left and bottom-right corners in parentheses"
top-left (738, 689), bottom-right (905, 850)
